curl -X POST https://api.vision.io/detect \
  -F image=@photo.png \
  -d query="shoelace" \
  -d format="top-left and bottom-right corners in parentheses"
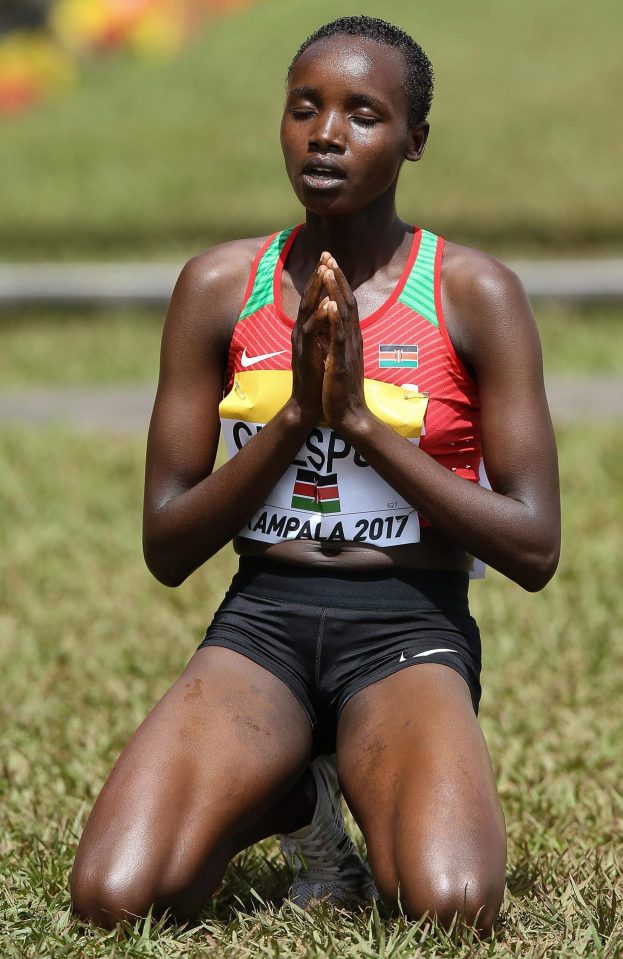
top-left (282, 816), bottom-right (364, 880)
top-left (280, 757), bottom-right (375, 893)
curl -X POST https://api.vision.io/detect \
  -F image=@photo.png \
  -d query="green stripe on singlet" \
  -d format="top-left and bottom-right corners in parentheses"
top-left (398, 228), bottom-right (439, 327)
top-left (239, 228), bottom-right (295, 320)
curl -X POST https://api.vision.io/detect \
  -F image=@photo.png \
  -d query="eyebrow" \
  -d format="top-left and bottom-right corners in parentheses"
top-left (287, 87), bottom-right (387, 111)
top-left (287, 86), bottom-right (317, 100)
top-left (348, 93), bottom-right (386, 110)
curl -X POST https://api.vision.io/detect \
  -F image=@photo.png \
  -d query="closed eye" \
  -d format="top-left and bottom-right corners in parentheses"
top-left (290, 109), bottom-right (316, 120)
top-left (351, 115), bottom-right (379, 127)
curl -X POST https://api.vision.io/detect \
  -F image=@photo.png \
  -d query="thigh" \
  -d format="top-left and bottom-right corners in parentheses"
top-left (72, 646), bottom-right (313, 925)
top-left (336, 663), bottom-right (506, 931)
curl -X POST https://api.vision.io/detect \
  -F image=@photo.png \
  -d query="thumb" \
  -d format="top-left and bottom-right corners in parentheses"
top-left (302, 298), bottom-right (330, 336)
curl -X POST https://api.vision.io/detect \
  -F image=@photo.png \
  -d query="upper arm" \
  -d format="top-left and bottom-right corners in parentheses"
top-left (443, 248), bottom-right (560, 536)
top-left (143, 240), bottom-right (259, 521)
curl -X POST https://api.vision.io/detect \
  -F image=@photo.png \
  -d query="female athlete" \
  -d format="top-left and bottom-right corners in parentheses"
top-left (71, 16), bottom-right (560, 934)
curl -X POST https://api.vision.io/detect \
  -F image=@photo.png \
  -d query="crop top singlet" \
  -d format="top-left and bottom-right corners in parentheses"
top-left (219, 226), bottom-right (484, 560)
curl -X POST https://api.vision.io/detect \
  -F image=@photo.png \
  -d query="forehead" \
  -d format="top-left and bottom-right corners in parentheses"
top-left (289, 35), bottom-right (408, 108)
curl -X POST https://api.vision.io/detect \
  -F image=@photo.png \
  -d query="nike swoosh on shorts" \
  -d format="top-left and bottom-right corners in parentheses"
top-left (398, 648), bottom-right (456, 663)
top-left (240, 348), bottom-right (286, 368)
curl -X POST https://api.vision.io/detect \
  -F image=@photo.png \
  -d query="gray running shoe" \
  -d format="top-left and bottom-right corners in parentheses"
top-left (278, 754), bottom-right (378, 908)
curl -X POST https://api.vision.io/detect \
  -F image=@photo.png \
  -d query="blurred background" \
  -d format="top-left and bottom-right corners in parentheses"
top-left (1, 0), bottom-right (621, 258)
top-left (1, 2), bottom-right (623, 953)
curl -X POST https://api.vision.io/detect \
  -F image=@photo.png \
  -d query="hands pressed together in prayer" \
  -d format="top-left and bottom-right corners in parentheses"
top-left (291, 253), bottom-right (369, 435)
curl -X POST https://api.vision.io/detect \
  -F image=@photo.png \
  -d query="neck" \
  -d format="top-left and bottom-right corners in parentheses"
top-left (301, 195), bottom-right (408, 284)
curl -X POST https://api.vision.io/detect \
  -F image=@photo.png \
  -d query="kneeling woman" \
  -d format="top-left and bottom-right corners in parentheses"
top-left (72, 16), bottom-right (560, 934)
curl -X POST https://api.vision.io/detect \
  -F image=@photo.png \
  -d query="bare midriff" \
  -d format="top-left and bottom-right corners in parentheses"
top-left (234, 527), bottom-right (472, 572)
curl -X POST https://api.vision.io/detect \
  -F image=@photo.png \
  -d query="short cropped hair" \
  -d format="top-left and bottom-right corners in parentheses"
top-left (288, 15), bottom-right (434, 126)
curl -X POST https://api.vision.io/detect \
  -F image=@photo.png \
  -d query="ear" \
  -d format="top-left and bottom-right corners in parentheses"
top-left (404, 121), bottom-right (429, 162)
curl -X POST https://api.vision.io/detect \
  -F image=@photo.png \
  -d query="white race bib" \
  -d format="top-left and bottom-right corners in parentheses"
top-left (219, 370), bottom-right (428, 548)
top-left (222, 420), bottom-right (421, 547)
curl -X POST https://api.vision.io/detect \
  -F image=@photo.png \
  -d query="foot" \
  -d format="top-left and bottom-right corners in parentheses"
top-left (278, 754), bottom-right (377, 908)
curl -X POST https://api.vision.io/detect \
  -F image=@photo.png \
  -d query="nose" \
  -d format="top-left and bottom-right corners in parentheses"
top-left (308, 110), bottom-right (345, 153)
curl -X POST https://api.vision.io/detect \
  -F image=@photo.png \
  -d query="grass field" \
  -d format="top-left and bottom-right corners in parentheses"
top-left (1, 420), bottom-right (622, 957)
top-left (1, 303), bottom-right (623, 387)
top-left (2, 0), bottom-right (622, 258)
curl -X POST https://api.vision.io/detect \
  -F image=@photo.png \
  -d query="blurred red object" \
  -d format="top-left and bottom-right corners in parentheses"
top-left (0, 79), bottom-right (38, 114)
top-left (0, 0), bottom-right (257, 115)
top-left (0, 32), bottom-right (76, 115)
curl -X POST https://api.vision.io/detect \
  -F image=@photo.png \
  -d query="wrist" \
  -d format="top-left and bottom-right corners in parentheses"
top-left (332, 406), bottom-right (379, 445)
top-left (282, 397), bottom-right (319, 434)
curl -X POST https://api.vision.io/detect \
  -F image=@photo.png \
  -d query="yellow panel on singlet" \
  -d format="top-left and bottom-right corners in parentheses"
top-left (219, 370), bottom-right (428, 439)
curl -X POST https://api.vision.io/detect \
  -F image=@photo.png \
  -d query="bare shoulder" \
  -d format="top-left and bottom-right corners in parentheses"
top-left (440, 240), bottom-right (538, 367)
top-left (161, 234), bottom-right (273, 362)
top-left (174, 235), bottom-right (271, 314)
top-left (442, 240), bottom-right (527, 314)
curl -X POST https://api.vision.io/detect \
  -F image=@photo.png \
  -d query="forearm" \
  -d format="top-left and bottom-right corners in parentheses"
top-left (343, 414), bottom-right (560, 591)
top-left (144, 400), bottom-right (312, 586)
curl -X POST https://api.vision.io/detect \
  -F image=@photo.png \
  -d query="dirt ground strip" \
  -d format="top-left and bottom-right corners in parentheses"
top-left (0, 375), bottom-right (621, 433)
top-left (2, 260), bottom-right (623, 305)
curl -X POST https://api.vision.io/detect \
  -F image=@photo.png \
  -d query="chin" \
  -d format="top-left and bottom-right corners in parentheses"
top-left (296, 189), bottom-right (342, 214)
top-left (298, 192), bottom-right (368, 220)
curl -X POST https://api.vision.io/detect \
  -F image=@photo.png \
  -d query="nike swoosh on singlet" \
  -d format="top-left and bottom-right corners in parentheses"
top-left (240, 347), bottom-right (286, 368)
top-left (398, 648), bottom-right (456, 663)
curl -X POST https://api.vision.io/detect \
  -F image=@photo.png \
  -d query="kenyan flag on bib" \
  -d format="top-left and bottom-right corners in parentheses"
top-left (291, 468), bottom-right (341, 514)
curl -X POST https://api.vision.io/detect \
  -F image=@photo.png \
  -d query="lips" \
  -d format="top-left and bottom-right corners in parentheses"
top-left (301, 159), bottom-right (347, 190)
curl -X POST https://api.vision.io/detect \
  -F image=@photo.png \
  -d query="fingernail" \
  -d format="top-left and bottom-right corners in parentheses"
top-left (328, 257), bottom-right (337, 269)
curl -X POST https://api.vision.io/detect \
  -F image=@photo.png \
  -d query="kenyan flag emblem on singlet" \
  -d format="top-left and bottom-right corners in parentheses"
top-left (378, 343), bottom-right (418, 368)
top-left (291, 468), bottom-right (341, 514)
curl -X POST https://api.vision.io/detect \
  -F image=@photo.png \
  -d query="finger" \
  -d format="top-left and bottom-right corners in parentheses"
top-left (324, 302), bottom-right (344, 369)
top-left (302, 298), bottom-right (329, 336)
top-left (326, 257), bottom-right (357, 316)
top-left (323, 270), bottom-right (350, 323)
top-left (327, 300), bottom-right (345, 347)
top-left (296, 253), bottom-right (332, 318)
top-left (298, 264), bottom-right (328, 319)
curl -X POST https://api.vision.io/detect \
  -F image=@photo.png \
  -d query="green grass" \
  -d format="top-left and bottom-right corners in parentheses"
top-left (0, 307), bottom-right (161, 386)
top-left (1, 424), bottom-right (622, 956)
top-left (2, 0), bottom-right (621, 258)
top-left (1, 303), bottom-right (622, 387)
top-left (537, 305), bottom-right (623, 375)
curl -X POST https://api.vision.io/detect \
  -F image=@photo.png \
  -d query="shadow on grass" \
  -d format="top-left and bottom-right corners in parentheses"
top-left (200, 846), bottom-right (291, 923)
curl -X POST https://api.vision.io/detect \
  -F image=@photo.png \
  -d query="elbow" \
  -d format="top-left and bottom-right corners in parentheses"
top-left (517, 540), bottom-right (560, 593)
top-left (151, 565), bottom-right (186, 589)
top-left (144, 554), bottom-right (186, 589)
top-left (142, 534), bottom-right (187, 588)
top-left (143, 498), bottom-right (190, 587)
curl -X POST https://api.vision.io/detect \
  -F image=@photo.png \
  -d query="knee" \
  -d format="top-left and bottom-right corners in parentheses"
top-left (368, 844), bottom-right (504, 934)
top-left (71, 843), bottom-right (229, 929)
top-left (397, 869), bottom-right (504, 934)
top-left (71, 856), bottom-right (163, 930)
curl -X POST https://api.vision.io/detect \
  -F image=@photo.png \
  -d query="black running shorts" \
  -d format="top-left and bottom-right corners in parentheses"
top-left (198, 557), bottom-right (481, 754)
